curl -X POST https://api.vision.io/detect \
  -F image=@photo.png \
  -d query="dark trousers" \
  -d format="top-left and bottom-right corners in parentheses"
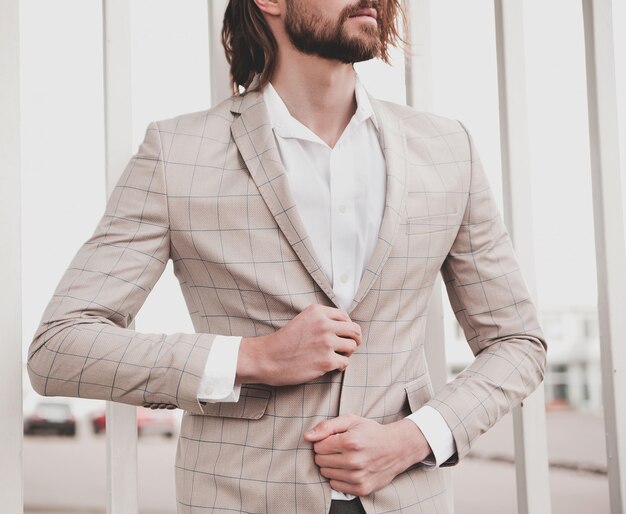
top-left (329, 498), bottom-right (366, 514)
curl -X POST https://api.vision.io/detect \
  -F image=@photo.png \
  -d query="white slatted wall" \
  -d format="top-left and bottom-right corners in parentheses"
top-left (0, 0), bottom-right (24, 511)
top-left (493, 2), bottom-right (552, 513)
top-left (102, 1), bottom-right (139, 513)
top-left (1, 2), bottom-right (624, 513)
top-left (582, 1), bottom-right (626, 511)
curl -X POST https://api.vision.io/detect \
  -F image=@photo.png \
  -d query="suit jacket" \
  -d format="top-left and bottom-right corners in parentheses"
top-left (28, 88), bottom-right (547, 514)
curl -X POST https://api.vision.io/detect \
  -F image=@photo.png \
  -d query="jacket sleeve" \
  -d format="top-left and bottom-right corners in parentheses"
top-left (27, 122), bottom-right (213, 414)
top-left (427, 120), bottom-right (547, 464)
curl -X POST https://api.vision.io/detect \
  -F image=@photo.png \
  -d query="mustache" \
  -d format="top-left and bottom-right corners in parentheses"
top-left (341, 0), bottom-right (381, 21)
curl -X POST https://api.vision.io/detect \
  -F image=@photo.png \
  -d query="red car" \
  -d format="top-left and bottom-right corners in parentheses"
top-left (92, 406), bottom-right (176, 438)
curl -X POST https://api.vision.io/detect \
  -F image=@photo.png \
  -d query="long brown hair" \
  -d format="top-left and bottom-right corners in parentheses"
top-left (221, 0), bottom-right (406, 95)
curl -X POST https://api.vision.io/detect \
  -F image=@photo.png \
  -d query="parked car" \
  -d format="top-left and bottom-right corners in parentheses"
top-left (91, 410), bottom-right (106, 434)
top-left (24, 401), bottom-right (76, 436)
top-left (91, 406), bottom-right (176, 438)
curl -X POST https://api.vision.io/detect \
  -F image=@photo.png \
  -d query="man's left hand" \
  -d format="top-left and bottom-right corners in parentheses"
top-left (304, 415), bottom-right (432, 497)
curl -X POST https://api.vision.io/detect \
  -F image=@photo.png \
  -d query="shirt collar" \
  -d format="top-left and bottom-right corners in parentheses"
top-left (353, 74), bottom-right (378, 128)
top-left (262, 73), bottom-right (379, 145)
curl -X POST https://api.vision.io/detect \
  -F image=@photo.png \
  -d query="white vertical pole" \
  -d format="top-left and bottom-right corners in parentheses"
top-left (493, 2), bottom-right (552, 513)
top-left (208, 0), bottom-right (231, 104)
top-left (102, 1), bottom-right (139, 514)
top-left (403, 0), bottom-right (433, 117)
top-left (403, 0), bottom-right (446, 396)
top-left (0, 0), bottom-right (23, 512)
top-left (582, 1), bottom-right (626, 512)
top-left (403, 1), bottom-right (453, 510)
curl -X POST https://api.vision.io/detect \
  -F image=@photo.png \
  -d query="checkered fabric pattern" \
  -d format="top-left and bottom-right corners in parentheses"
top-left (28, 88), bottom-right (546, 514)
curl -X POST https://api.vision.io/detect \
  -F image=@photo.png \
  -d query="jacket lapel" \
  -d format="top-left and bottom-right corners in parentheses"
top-left (348, 97), bottom-right (408, 314)
top-left (229, 90), bottom-right (339, 306)
top-left (229, 90), bottom-right (408, 314)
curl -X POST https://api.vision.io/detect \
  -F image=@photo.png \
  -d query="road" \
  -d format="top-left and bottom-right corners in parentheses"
top-left (24, 424), bottom-right (177, 513)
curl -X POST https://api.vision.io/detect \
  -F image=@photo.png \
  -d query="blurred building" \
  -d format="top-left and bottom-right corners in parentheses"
top-left (444, 305), bottom-right (602, 412)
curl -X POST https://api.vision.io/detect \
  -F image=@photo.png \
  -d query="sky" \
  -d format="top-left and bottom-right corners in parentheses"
top-left (19, 0), bottom-right (626, 351)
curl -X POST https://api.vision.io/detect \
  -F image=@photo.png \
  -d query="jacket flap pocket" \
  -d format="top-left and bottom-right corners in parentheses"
top-left (404, 374), bottom-right (434, 412)
top-left (407, 212), bottom-right (458, 235)
top-left (197, 385), bottom-right (271, 420)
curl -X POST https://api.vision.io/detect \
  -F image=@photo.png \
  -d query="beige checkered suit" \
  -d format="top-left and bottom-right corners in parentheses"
top-left (28, 88), bottom-right (547, 514)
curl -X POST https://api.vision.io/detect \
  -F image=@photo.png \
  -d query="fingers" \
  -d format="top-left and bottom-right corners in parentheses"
top-left (333, 336), bottom-right (358, 356)
top-left (314, 452), bottom-right (359, 469)
top-left (322, 306), bottom-right (352, 322)
top-left (304, 416), bottom-right (354, 442)
top-left (302, 304), bottom-right (362, 346)
top-left (333, 353), bottom-right (350, 372)
top-left (331, 320), bottom-right (362, 347)
top-left (303, 304), bottom-right (350, 321)
top-left (312, 433), bottom-right (347, 453)
top-left (319, 466), bottom-right (362, 483)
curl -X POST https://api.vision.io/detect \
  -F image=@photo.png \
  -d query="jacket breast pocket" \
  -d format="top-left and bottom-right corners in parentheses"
top-left (194, 385), bottom-right (272, 420)
top-left (407, 212), bottom-right (458, 235)
top-left (404, 373), bottom-right (435, 413)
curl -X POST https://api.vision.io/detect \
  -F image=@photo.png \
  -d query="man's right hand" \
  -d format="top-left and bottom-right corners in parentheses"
top-left (235, 304), bottom-right (362, 386)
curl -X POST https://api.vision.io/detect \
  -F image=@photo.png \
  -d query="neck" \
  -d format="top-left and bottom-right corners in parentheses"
top-left (269, 48), bottom-right (358, 148)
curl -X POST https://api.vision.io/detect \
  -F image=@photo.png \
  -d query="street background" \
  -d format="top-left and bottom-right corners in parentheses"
top-left (17, 0), bottom-right (626, 512)
top-left (23, 408), bottom-right (609, 514)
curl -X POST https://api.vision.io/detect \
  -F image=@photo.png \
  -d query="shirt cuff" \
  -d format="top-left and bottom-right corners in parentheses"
top-left (407, 405), bottom-right (456, 469)
top-left (197, 335), bottom-right (242, 403)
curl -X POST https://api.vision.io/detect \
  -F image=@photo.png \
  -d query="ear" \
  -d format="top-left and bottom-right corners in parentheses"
top-left (253, 0), bottom-right (282, 17)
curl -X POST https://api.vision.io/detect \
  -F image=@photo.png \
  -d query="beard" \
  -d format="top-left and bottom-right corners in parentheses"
top-left (284, 0), bottom-right (382, 64)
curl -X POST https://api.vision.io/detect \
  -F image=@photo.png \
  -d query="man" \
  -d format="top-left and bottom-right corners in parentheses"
top-left (28, 0), bottom-right (547, 512)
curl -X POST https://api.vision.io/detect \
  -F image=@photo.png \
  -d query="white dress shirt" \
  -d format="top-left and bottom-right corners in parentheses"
top-left (197, 75), bottom-right (456, 499)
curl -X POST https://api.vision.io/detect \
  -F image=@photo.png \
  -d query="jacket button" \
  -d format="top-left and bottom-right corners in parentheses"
top-left (149, 404), bottom-right (158, 409)
top-left (165, 404), bottom-right (176, 410)
top-left (142, 403), bottom-right (151, 408)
